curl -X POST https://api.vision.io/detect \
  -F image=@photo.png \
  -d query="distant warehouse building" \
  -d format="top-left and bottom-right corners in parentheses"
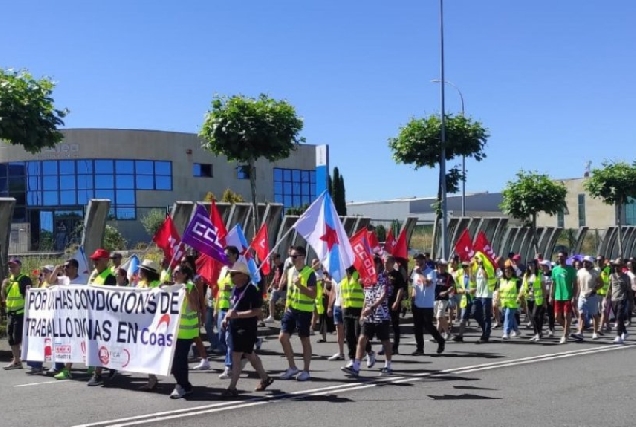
top-left (1, 129), bottom-right (330, 250)
top-left (346, 192), bottom-right (507, 225)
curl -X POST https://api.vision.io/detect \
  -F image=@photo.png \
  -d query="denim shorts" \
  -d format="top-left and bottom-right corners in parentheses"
top-left (578, 295), bottom-right (599, 316)
top-left (333, 305), bottom-right (344, 325)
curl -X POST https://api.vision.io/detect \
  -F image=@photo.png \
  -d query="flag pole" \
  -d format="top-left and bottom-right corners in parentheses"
top-left (255, 225), bottom-right (297, 269)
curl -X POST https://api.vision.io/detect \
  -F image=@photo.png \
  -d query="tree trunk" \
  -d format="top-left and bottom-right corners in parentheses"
top-left (531, 214), bottom-right (540, 257)
top-left (616, 203), bottom-right (624, 259)
top-left (248, 158), bottom-right (259, 238)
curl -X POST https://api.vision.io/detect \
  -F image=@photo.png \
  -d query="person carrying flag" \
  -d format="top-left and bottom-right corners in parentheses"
top-left (279, 245), bottom-right (317, 381)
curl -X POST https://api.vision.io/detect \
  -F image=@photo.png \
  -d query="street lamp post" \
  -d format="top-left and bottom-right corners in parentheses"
top-left (431, 79), bottom-right (466, 216)
top-left (438, 0), bottom-right (450, 260)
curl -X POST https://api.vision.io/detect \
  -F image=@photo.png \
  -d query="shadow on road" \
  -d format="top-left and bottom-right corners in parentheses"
top-left (428, 393), bottom-right (501, 400)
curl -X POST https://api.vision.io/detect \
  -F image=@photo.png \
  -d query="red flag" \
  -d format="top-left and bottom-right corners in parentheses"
top-left (384, 229), bottom-right (396, 255)
top-left (367, 230), bottom-right (380, 254)
top-left (453, 229), bottom-right (474, 262)
top-left (152, 216), bottom-right (181, 261)
top-left (250, 224), bottom-right (270, 275)
top-left (393, 227), bottom-right (408, 260)
top-left (349, 229), bottom-right (377, 286)
top-left (473, 231), bottom-right (497, 266)
top-left (196, 201), bottom-right (228, 288)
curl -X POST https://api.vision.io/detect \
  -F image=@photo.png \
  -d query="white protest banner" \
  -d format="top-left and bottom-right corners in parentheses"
top-left (22, 284), bottom-right (186, 376)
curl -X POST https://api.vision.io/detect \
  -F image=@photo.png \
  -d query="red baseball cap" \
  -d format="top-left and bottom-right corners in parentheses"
top-left (512, 254), bottom-right (521, 261)
top-left (89, 248), bottom-right (110, 260)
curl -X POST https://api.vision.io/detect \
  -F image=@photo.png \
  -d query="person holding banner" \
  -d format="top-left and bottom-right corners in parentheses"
top-left (221, 262), bottom-right (274, 397)
top-left (137, 260), bottom-right (163, 390)
top-left (168, 264), bottom-right (200, 399)
top-left (86, 248), bottom-right (117, 387)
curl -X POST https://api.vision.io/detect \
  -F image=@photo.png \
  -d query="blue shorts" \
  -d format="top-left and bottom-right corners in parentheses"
top-left (578, 295), bottom-right (599, 317)
top-left (281, 309), bottom-right (312, 338)
top-left (333, 305), bottom-right (344, 325)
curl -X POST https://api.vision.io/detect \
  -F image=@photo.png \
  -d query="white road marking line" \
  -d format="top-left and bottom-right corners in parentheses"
top-left (73, 342), bottom-right (634, 427)
top-left (15, 379), bottom-right (70, 387)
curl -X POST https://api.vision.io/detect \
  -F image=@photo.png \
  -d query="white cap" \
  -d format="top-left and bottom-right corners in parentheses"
top-left (437, 259), bottom-right (448, 265)
top-left (583, 255), bottom-right (595, 263)
top-left (540, 260), bottom-right (551, 266)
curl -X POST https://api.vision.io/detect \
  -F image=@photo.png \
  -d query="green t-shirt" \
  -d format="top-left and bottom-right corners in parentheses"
top-left (552, 265), bottom-right (576, 301)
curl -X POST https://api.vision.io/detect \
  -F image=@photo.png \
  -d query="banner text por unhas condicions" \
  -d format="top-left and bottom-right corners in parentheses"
top-left (26, 288), bottom-right (181, 315)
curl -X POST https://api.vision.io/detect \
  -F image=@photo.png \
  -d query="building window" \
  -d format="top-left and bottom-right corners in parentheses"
top-left (1, 159), bottom-right (174, 223)
top-left (237, 165), bottom-right (251, 180)
top-left (273, 167), bottom-right (317, 211)
top-left (193, 163), bottom-right (213, 178)
top-left (557, 210), bottom-right (564, 228)
top-left (625, 197), bottom-right (636, 226)
top-left (577, 194), bottom-right (586, 227)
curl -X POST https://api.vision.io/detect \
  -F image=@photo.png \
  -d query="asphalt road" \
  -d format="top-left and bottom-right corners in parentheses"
top-left (2, 321), bottom-right (634, 427)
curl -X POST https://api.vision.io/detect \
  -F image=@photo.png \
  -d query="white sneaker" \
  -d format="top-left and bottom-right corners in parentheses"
top-left (280, 367), bottom-right (299, 380)
top-left (529, 334), bottom-right (540, 342)
top-left (328, 353), bottom-right (344, 361)
top-left (502, 334), bottom-right (510, 340)
top-left (621, 332), bottom-right (628, 341)
top-left (192, 359), bottom-right (210, 371)
top-left (366, 351), bottom-right (376, 369)
top-left (614, 336), bottom-right (624, 344)
top-left (345, 360), bottom-right (353, 368)
top-left (263, 316), bottom-right (275, 324)
top-left (219, 367), bottom-right (231, 379)
top-left (511, 331), bottom-right (519, 338)
top-left (170, 385), bottom-right (186, 399)
top-left (592, 333), bottom-right (599, 340)
top-left (548, 330), bottom-right (554, 337)
top-left (296, 371), bottom-right (311, 381)
top-left (559, 336), bottom-right (567, 344)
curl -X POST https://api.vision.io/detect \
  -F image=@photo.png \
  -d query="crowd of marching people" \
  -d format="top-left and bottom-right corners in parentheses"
top-left (3, 243), bottom-right (636, 399)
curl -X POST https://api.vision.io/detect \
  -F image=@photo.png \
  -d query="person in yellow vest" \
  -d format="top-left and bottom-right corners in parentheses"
top-left (159, 258), bottom-right (172, 284)
top-left (135, 259), bottom-right (163, 390)
top-left (279, 245), bottom-right (317, 381)
top-left (338, 266), bottom-right (373, 367)
top-left (453, 261), bottom-right (476, 342)
top-left (595, 256), bottom-right (611, 333)
top-left (169, 264), bottom-right (200, 399)
top-left (86, 248), bottom-right (117, 387)
top-left (3, 258), bottom-right (32, 370)
top-left (519, 259), bottom-right (548, 341)
top-left (496, 264), bottom-right (521, 340)
top-left (217, 246), bottom-right (240, 379)
top-left (220, 262), bottom-right (274, 397)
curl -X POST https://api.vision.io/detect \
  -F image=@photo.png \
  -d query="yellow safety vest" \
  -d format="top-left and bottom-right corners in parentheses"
top-left (217, 267), bottom-right (232, 310)
top-left (178, 282), bottom-right (200, 340)
top-left (597, 268), bottom-right (610, 296)
top-left (522, 275), bottom-right (543, 305)
top-left (6, 274), bottom-right (27, 314)
top-left (315, 278), bottom-right (324, 314)
top-left (160, 269), bottom-right (171, 284)
top-left (499, 278), bottom-right (519, 309)
top-left (458, 272), bottom-right (477, 308)
top-left (341, 272), bottom-right (363, 309)
top-left (287, 266), bottom-right (315, 312)
top-left (89, 268), bottom-right (115, 285)
top-left (138, 279), bottom-right (161, 289)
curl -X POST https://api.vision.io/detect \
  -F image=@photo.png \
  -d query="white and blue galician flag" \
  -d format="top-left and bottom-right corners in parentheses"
top-left (292, 190), bottom-right (354, 283)
top-left (121, 254), bottom-right (140, 283)
top-left (226, 224), bottom-right (261, 284)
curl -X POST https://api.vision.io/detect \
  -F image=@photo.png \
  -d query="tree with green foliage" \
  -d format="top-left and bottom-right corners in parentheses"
top-left (389, 114), bottom-right (489, 254)
top-left (0, 69), bottom-right (69, 153)
top-left (221, 188), bottom-right (245, 203)
top-left (329, 167), bottom-right (347, 216)
top-left (584, 161), bottom-right (636, 258)
top-left (199, 94), bottom-right (304, 235)
top-left (500, 170), bottom-right (568, 255)
top-left (375, 225), bottom-right (387, 242)
top-left (141, 209), bottom-right (167, 238)
top-left (285, 204), bottom-right (309, 216)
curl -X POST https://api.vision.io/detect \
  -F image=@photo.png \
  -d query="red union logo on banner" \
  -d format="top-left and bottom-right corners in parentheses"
top-left (350, 234), bottom-right (377, 286)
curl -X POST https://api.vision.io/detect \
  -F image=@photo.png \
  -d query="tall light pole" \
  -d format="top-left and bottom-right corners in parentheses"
top-left (438, 0), bottom-right (450, 260)
top-left (431, 79), bottom-right (465, 216)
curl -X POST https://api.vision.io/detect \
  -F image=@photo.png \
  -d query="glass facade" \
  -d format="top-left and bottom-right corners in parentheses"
top-left (1, 159), bottom-right (172, 249)
top-left (577, 194), bottom-right (586, 227)
top-left (273, 168), bottom-right (316, 211)
top-left (625, 197), bottom-right (636, 226)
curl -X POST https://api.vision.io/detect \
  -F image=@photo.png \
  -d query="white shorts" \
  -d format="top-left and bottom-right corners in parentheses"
top-left (434, 300), bottom-right (449, 318)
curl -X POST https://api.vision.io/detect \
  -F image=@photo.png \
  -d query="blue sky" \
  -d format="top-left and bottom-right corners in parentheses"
top-left (2, 1), bottom-right (635, 203)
